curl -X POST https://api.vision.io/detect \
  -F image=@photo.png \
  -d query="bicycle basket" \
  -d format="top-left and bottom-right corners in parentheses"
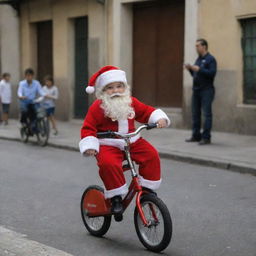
top-left (36, 107), bottom-right (46, 118)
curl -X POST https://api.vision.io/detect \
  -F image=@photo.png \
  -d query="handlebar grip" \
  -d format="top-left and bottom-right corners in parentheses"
top-left (146, 123), bottom-right (158, 130)
top-left (97, 131), bottom-right (116, 138)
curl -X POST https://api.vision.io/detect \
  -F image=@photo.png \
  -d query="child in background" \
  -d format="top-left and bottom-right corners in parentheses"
top-left (42, 75), bottom-right (59, 135)
top-left (0, 73), bottom-right (12, 125)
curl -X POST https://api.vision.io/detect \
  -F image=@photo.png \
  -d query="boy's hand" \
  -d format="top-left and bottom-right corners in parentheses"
top-left (85, 149), bottom-right (97, 156)
top-left (157, 119), bottom-right (168, 128)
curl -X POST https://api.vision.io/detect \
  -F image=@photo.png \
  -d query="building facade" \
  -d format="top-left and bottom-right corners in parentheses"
top-left (2, 0), bottom-right (256, 134)
top-left (0, 3), bottom-right (20, 117)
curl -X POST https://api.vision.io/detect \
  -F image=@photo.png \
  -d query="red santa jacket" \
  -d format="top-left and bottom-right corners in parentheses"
top-left (79, 97), bottom-right (170, 154)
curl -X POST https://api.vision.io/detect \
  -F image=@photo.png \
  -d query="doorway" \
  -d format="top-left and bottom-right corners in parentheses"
top-left (133, 0), bottom-right (185, 107)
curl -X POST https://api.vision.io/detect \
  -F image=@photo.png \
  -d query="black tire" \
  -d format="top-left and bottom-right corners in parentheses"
top-left (36, 117), bottom-right (49, 146)
top-left (134, 194), bottom-right (172, 252)
top-left (20, 126), bottom-right (29, 143)
top-left (81, 185), bottom-right (111, 237)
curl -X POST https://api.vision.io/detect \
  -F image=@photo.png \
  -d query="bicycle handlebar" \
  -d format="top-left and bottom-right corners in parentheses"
top-left (97, 123), bottom-right (158, 139)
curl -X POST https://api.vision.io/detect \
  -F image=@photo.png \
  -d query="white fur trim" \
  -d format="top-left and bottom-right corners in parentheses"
top-left (148, 109), bottom-right (171, 127)
top-left (105, 183), bottom-right (128, 199)
top-left (99, 133), bottom-right (141, 150)
top-left (86, 86), bottom-right (95, 94)
top-left (118, 119), bottom-right (129, 134)
top-left (139, 175), bottom-right (162, 190)
top-left (96, 70), bottom-right (127, 90)
top-left (79, 136), bottom-right (99, 154)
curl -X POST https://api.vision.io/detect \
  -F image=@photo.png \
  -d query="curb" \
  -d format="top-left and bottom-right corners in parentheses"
top-left (1, 136), bottom-right (255, 176)
top-left (158, 152), bottom-right (256, 176)
top-left (0, 226), bottom-right (74, 256)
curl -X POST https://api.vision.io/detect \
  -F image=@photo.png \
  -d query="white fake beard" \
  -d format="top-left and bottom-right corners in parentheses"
top-left (99, 88), bottom-right (135, 121)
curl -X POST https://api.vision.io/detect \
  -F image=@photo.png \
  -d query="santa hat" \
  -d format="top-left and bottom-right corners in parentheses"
top-left (86, 65), bottom-right (127, 94)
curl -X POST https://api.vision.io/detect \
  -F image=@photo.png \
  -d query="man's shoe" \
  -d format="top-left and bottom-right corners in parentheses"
top-left (111, 196), bottom-right (123, 222)
top-left (198, 139), bottom-right (211, 145)
top-left (185, 137), bottom-right (201, 142)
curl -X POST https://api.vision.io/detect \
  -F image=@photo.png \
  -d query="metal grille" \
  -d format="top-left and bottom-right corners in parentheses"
top-left (241, 18), bottom-right (256, 104)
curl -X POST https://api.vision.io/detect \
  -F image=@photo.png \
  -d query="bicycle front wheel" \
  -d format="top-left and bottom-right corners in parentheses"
top-left (36, 117), bottom-right (49, 146)
top-left (134, 194), bottom-right (172, 252)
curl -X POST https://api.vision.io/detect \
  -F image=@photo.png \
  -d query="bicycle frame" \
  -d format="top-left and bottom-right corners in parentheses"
top-left (84, 124), bottom-right (159, 226)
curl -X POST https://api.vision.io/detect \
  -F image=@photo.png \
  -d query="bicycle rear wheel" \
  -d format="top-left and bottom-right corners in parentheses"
top-left (81, 185), bottom-right (111, 237)
top-left (134, 194), bottom-right (172, 252)
top-left (36, 117), bottom-right (49, 146)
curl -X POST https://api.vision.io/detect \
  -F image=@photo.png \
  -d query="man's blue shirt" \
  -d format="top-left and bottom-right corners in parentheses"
top-left (17, 79), bottom-right (45, 101)
top-left (190, 53), bottom-right (217, 90)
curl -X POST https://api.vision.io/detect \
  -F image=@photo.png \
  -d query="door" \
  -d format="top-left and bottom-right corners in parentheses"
top-left (133, 0), bottom-right (185, 107)
top-left (37, 21), bottom-right (53, 84)
top-left (74, 17), bottom-right (88, 118)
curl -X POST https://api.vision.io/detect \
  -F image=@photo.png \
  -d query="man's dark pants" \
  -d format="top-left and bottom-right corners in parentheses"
top-left (192, 87), bottom-right (215, 141)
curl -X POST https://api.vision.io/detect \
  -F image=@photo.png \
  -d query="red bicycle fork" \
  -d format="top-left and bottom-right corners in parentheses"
top-left (123, 177), bottom-right (159, 227)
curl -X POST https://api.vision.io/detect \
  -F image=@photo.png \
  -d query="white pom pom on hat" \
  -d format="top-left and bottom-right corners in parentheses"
top-left (85, 65), bottom-right (127, 94)
top-left (85, 86), bottom-right (95, 94)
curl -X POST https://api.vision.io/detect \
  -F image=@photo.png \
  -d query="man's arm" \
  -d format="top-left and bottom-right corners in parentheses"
top-left (198, 57), bottom-right (217, 78)
top-left (0, 83), bottom-right (2, 103)
top-left (37, 82), bottom-right (46, 97)
top-left (17, 82), bottom-right (25, 99)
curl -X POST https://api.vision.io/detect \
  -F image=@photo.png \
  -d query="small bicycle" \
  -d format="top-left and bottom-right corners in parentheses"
top-left (20, 103), bottom-right (49, 147)
top-left (80, 124), bottom-right (172, 252)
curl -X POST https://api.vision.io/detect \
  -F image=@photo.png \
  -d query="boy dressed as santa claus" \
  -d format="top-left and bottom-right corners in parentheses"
top-left (79, 66), bottom-right (170, 221)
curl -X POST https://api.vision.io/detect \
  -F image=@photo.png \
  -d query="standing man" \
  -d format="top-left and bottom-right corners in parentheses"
top-left (184, 39), bottom-right (217, 145)
top-left (0, 73), bottom-right (12, 125)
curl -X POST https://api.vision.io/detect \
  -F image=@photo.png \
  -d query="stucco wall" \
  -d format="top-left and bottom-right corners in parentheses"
top-left (20, 0), bottom-right (105, 120)
top-left (18, 0), bottom-right (256, 134)
top-left (0, 5), bottom-right (20, 118)
top-left (195, 0), bottom-right (256, 134)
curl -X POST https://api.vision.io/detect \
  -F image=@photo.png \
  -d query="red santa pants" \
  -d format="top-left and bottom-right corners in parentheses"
top-left (96, 138), bottom-right (161, 198)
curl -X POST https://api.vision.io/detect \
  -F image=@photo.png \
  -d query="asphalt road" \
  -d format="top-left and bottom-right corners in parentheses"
top-left (0, 139), bottom-right (255, 256)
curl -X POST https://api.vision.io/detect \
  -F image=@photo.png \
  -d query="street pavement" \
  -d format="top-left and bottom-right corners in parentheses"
top-left (0, 119), bottom-right (256, 175)
top-left (0, 140), bottom-right (255, 256)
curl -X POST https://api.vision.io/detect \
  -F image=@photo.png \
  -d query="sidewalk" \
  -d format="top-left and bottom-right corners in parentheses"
top-left (0, 226), bottom-right (73, 256)
top-left (0, 119), bottom-right (255, 175)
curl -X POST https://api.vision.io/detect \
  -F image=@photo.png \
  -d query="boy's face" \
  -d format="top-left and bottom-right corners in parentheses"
top-left (104, 82), bottom-right (125, 96)
top-left (25, 74), bottom-right (34, 83)
top-left (45, 80), bottom-right (53, 87)
top-left (4, 75), bottom-right (10, 82)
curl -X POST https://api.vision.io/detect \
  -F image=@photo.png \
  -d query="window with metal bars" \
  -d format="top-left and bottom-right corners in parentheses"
top-left (241, 18), bottom-right (256, 104)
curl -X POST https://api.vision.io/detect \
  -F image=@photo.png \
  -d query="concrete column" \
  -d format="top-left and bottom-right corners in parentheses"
top-left (0, 5), bottom-right (20, 117)
top-left (52, 6), bottom-right (72, 120)
top-left (183, 0), bottom-right (199, 128)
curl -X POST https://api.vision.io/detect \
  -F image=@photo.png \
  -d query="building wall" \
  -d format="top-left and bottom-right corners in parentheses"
top-left (194, 0), bottom-right (256, 134)
top-left (20, 0), bottom-right (106, 120)
top-left (0, 5), bottom-right (20, 118)
top-left (18, 0), bottom-right (256, 134)
top-left (109, 0), bottom-right (198, 128)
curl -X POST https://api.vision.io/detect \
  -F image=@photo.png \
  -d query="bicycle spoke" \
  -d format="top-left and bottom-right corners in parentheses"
top-left (137, 201), bottom-right (165, 247)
